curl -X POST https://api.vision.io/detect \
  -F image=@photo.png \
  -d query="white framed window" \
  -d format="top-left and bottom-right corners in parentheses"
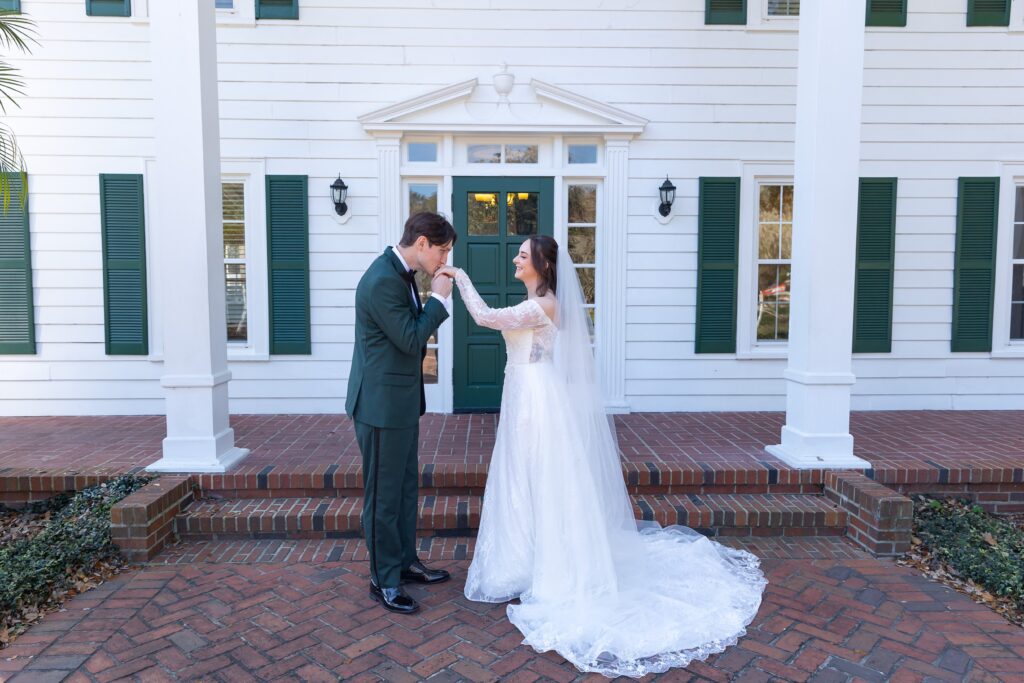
top-left (737, 164), bottom-right (794, 358)
top-left (405, 139), bottom-right (440, 165)
top-left (1012, 186), bottom-right (1024, 342)
top-left (747, 0), bottom-right (799, 30)
top-left (453, 139), bottom-right (551, 170)
top-left (566, 182), bottom-right (599, 339)
top-left (132, 0), bottom-right (256, 26)
top-left (565, 139), bottom-right (602, 167)
top-left (992, 167), bottom-right (1024, 357)
top-left (404, 179), bottom-right (442, 384)
top-left (221, 163), bottom-right (269, 359)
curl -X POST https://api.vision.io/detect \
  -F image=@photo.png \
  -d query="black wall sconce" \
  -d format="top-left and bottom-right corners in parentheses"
top-left (331, 175), bottom-right (349, 216)
top-left (658, 177), bottom-right (676, 217)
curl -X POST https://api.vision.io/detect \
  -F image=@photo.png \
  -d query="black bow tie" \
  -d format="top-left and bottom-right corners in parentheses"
top-left (400, 269), bottom-right (416, 284)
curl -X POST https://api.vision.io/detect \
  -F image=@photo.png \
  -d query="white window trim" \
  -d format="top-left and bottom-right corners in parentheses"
top-left (737, 163), bottom-right (794, 359)
top-left (565, 180), bottom-right (602, 342)
top-left (144, 159), bottom-right (269, 362)
top-left (132, 0), bottom-right (257, 27)
top-left (991, 163), bottom-right (1024, 358)
top-left (746, 0), bottom-right (800, 31)
top-left (1008, 0), bottom-right (1024, 33)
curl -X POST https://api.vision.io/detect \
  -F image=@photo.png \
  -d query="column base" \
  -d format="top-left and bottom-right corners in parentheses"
top-left (148, 431), bottom-right (249, 473)
top-left (766, 425), bottom-right (871, 470)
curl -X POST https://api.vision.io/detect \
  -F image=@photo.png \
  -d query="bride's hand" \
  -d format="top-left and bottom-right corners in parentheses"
top-left (436, 266), bottom-right (460, 279)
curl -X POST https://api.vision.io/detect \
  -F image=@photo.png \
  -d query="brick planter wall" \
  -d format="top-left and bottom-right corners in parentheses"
top-left (110, 475), bottom-right (193, 562)
top-left (824, 471), bottom-right (913, 556)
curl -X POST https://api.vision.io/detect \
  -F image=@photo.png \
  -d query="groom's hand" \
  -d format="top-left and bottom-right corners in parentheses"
top-left (431, 271), bottom-right (453, 298)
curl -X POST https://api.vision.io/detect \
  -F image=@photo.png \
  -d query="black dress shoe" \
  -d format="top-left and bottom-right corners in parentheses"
top-left (369, 582), bottom-right (419, 614)
top-left (400, 559), bottom-right (451, 585)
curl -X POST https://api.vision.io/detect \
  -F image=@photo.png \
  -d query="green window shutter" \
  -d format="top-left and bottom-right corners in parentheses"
top-left (86, 0), bottom-right (130, 17)
top-left (696, 177), bottom-right (740, 354)
top-left (0, 173), bottom-right (34, 355)
top-left (705, 0), bottom-right (746, 25)
top-left (866, 0), bottom-right (907, 27)
top-left (256, 0), bottom-right (298, 20)
top-left (967, 0), bottom-right (1011, 26)
top-left (0, 2), bottom-right (22, 13)
top-left (99, 174), bottom-right (148, 355)
top-left (853, 178), bottom-right (897, 353)
top-left (952, 177), bottom-right (999, 352)
top-left (266, 175), bottom-right (310, 354)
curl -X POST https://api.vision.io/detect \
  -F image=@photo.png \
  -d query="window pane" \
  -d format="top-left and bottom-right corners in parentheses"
top-left (468, 193), bottom-right (499, 235)
top-left (224, 223), bottom-right (245, 259)
top-left (759, 185), bottom-right (780, 222)
top-left (414, 271), bottom-right (433, 304)
top-left (468, 144), bottom-right (501, 163)
top-left (1013, 264), bottom-right (1024, 302)
top-left (776, 303), bottom-right (790, 340)
top-left (409, 183), bottom-right (438, 215)
top-left (506, 192), bottom-right (538, 236)
top-left (780, 221), bottom-right (793, 260)
top-left (767, 0), bottom-right (799, 15)
top-left (781, 185), bottom-right (794, 222)
top-left (1014, 224), bottom-right (1024, 259)
top-left (576, 267), bottom-right (595, 304)
top-left (408, 142), bottom-right (437, 163)
top-left (1012, 303), bottom-right (1024, 340)
top-left (225, 263), bottom-right (247, 342)
top-left (758, 223), bottom-right (780, 260)
top-left (422, 348), bottom-right (438, 384)
top-left (505, 144), bottom-right (538, 164)
top-left (568, 144), bottom-right (598, 164)
top-left (1016, 187), bottom-right (1024, 222)
top-left (568, 184), bottom-right (597, 224)
top-left (569, 227), bottom-right (596, 264)
top-left (215, 0), bottom-right (233, 8)
top-left (222, 183), bottom-right (244, 221)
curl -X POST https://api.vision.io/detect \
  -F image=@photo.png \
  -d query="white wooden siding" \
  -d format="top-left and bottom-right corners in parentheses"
top-left (1, 0), bottom-right (1022, 415)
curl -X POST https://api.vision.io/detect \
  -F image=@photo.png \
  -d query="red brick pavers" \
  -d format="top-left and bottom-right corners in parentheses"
top-left (4, 537), bottom-right (1022, 682)
top-left (1, 411), bottom-right (1022, 473)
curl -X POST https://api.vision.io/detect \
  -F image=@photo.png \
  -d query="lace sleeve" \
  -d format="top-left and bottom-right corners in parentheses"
top-left (455, 269), bottom-right (550, 331)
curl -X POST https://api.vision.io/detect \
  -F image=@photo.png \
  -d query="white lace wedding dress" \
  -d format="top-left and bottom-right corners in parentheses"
top-left (455, 268), bottom-right (767, 679)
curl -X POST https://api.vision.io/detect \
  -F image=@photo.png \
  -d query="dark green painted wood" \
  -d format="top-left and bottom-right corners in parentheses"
top-left (853, 178), bottom-right (897, 353)
top-left (952, 177), bottom-right (999, 352)
top-left (86, 0), bottom-right (130, 17)
top-left (0, 172), bottom-right (33, 354)
top-left (866, 0), bottom-right (908, 26)
top-left (256, 0), bottom-right (298, 19)
top-left (967, 0), bottom-right (1011, 26)
top-left (99, 174), bottom-right (148, 355)
top-left (695, 177), bottom-right (740, 354)
top-left (705, 0), bottom-right (746, 24)
top-left (266, 175), bottom-right (311, 354)
top-left (452, 176), bottom-right (553, 412)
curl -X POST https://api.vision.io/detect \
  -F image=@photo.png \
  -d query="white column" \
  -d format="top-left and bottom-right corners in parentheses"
top-left (600, 136), bottom-right (630, 412)
top-left (376, 133), bottom-right (403, 249)
top-left (147, 1), bottom-right (247, 473)
top-left (766, 0), bottom-right (871, 470)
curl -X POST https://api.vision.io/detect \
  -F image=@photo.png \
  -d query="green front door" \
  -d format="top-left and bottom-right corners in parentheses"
top-left (453, 176), bottom-right (554, 412)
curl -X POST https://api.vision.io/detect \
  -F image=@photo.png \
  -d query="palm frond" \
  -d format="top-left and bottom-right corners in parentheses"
top-left (0, 11), bottom-right (37, 53)
top-left (0, 122), bottom-right (27, 213)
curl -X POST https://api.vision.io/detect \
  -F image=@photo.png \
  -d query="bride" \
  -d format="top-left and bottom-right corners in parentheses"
top-left (440, 236), bottom-right (766, 679)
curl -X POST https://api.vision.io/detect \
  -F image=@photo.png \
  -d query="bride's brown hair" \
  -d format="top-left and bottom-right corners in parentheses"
top-left (528, 235), bottom-right (558, 297)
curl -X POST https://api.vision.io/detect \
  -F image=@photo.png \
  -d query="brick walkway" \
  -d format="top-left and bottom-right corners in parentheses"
top-left (1, 411), bottom-right (1023, 474)
top-left (3, 537), bottom-right (1022, 682)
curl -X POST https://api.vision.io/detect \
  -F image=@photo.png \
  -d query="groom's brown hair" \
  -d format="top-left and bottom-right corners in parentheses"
top-left (399, 212), bottom-right (457, 248)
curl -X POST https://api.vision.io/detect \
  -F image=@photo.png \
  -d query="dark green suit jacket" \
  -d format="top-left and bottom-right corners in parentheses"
top-left (346, 248), bottom-right (449, 429)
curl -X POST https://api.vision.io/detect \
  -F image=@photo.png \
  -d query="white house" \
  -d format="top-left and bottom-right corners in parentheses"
top-left (0, 0), bottom-right (1022, 471)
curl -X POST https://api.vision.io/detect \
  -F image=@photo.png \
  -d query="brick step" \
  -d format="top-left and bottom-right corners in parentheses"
top-left (193, 463), bottom-right (826, 499)
top-left (174, 492), bottom-right (847, 540)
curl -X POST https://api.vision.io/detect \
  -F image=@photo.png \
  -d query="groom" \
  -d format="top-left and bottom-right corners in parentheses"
top-left (346, 212), bottom-right (456, 614)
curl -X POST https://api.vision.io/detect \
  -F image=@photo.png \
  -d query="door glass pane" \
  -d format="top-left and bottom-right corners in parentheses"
top-left (409, 184), bottom-right (438, 215)
top-left (506, 192), bottom-right (538, 236)
top-left (225, 264), bottom-right (247, 342)
top-left (569, 227), bottom-right (595, 264)
top-left (408, 142), bottom-right (437, 163)
top-left (568, 144), bottom-right (598, 164)
top-left (576, 267), bottom-right (595, 304)
top-left (505, 144), bottom-right (538, 164)
top-left (468, 144), bottom-right (501, 163)
top-left (468, 193), bottom-right (499, 235)
top-left (568, 185), bottom-right (597, 224)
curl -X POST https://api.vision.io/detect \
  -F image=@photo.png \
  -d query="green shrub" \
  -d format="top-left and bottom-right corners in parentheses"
top-left (914, 497), bottom-right (1024, 611)
top-left (0, 474), bottom-right (151, 622)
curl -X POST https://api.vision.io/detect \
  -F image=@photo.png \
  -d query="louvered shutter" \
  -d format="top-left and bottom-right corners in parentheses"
top-left (853, 178), bottom-right (897, 353)
top-left (696, 178), bottom-right (740, 354)
top-left (0, 173), bottom-right (33, 354)
top-left (952, 177), bottom-right (999, 352)
top-left (266, 175), bottom-right (310, 354)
